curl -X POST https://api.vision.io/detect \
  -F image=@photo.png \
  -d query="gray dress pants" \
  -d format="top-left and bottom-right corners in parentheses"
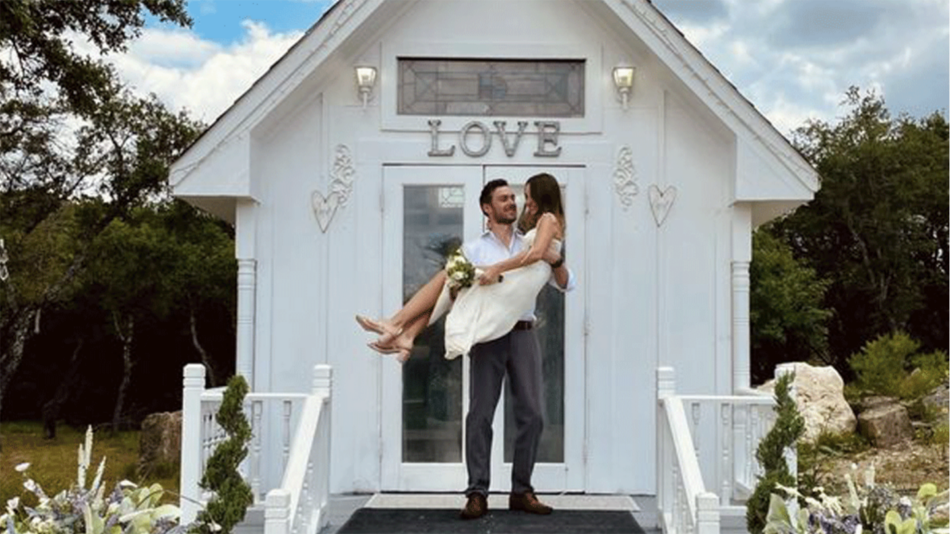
top-left (464, 328), bottom-right (544, 497)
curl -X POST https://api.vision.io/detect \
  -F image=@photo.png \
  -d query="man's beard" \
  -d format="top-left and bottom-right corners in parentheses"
top-left (491, 206), bottom-right (517, 225)
top-left (496, 213), bottom-right (517, 225)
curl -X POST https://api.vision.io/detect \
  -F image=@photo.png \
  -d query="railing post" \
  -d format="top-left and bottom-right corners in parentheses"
top-left (264, 489), bottom-right (291, 534)
top-left (313, 364), bottom-right (332, 531)
top-left (657, 366), bottom-right (675, 399)
top-left (181, 364), bottom-right (206, 524)
top-left (656, 367), bottom-right (675, 528)
top-left (696, 492), bottom-right (721, 534)
top-left (313, 364), bottom-right (333, 397)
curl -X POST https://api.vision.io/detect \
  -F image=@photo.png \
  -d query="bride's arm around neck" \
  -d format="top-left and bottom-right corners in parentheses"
top-left (477, 213), bottom-right (560, 284)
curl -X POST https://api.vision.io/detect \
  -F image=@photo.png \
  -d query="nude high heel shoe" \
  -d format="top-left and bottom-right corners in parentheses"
top-left (367, 341), bottom-right (412, 363)
top-left (355, 315), bottom-right (403, 343)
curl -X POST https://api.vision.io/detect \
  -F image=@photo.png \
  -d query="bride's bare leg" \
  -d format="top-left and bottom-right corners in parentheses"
top-left (356, 270), bottom-right (447, 343)
top-left (368, 311), bottom-right (432, 363)
top-left (391, 271), bottom-right (446, 328)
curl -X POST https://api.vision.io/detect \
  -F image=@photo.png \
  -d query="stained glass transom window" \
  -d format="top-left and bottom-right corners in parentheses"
top-left (398, 58), bottom-right (585, 117)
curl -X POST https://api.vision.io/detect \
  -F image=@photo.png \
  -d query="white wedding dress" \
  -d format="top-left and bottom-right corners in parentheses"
top-left (428, 229), bottom-right (562, 360)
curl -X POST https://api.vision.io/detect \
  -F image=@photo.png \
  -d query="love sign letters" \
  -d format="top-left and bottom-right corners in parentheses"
top-left (427, 119), bottom-right (562, 158)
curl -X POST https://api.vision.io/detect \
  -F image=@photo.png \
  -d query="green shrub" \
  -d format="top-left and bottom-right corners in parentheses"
top-left (849, 331), bottom-right (948, 401)
top-left (192, 375), bottom-right (253, 534)
top-left (813, 430), bottom-right (870, 455)
top-left (746, 372), bottom-right (805, 534)
top-left (930, 423), bottom-right (950, 448)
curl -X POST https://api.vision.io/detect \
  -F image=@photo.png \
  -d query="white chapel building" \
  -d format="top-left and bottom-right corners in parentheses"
top-left (171, 0), bottom-right (819, 500)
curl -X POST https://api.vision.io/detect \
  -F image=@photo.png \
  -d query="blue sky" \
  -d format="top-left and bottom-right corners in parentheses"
top-left (148, 0), bottom-right (332, 44)
top-left (126, 0), bottom-right (948, 131)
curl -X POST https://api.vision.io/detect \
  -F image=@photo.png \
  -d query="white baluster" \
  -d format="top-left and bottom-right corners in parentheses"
top-left (202, 408), bottom-right (212, 469)
top-left (658, 416), bottom-right (667, 516)
top-left (720, 403), bottom-right (732, 505)
top-left (303, 460), bottom-right (314, 533)
top-left (691, 401), bottom-right (701, 456)
top-left (673, 459), bottom-right (682, 533)
top-left (320, 417), bottom-right (330, 514)
top-left (282, 400), bottom-right (292, 473)
top-left (251, 400), bottom-right (263, 502)
top-left (746, 407), bottom-right (762, 480)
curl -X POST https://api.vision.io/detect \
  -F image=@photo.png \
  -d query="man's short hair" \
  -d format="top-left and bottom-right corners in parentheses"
top-left (480, 179), bottom-right (509, 213)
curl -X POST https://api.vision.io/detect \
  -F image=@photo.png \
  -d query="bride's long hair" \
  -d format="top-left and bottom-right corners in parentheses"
top-left (518, 173), bottom-right (565, 235)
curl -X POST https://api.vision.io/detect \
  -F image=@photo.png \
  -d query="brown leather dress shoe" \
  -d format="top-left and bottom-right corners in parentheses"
top-left (459, 493), bottom-right (488, 520)
top-left (509, 491), bottom-right (553, 514)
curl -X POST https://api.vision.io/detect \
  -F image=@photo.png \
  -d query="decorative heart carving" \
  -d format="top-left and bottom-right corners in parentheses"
top-left (311, 145), bottom-right (355, 233)
top-left (312, 190), bottom-right (340, 233)
top-left (648, 185), bottom-right (677, 227)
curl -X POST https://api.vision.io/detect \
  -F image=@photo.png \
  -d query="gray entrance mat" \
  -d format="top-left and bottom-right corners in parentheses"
top-left (335, 508), bottom-right (646, 533)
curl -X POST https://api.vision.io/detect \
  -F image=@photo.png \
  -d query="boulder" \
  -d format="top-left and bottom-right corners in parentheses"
top-left (858, 402), bottom-right (913, 447)
top-left (853, 395), bottom-right (895, 414)
top-left (758, 362), bottom-right (857, 442)
top-left (138, 411), bottom-right (182, 476)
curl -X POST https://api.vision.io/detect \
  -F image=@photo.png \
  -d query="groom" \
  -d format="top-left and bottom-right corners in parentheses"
top-left (459, 177), bottom-right (575, 520)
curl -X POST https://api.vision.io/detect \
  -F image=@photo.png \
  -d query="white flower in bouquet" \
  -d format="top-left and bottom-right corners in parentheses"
top-left (445, 249), bottom-right (476, 290)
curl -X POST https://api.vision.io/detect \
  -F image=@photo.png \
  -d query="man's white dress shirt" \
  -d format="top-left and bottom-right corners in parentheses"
top-left (462, 229), bottom-right (577, 322)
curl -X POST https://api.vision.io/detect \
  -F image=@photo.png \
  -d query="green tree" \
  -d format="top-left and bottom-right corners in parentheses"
top-left (771, 88), bottom-right (948, 373)
top-left (84, 211), bottom-right (177, 432)
top-left (0, 0), bottom-right (199, 429)
top-left (750, 229), bottom-right (832, 384)
top-left (159, 201), bottom-right (237, 388)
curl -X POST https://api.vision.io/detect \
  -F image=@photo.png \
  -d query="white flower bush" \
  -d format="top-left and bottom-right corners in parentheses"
top-left (1, 426), bottom-right (189, 534)
top-left (764, 465), bottom-right (949, 534)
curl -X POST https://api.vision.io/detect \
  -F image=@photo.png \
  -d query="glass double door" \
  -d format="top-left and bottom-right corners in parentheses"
top-left (380, 165), bottom-right (585, 492)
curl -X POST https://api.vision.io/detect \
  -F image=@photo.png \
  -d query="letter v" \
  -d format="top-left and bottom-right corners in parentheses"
top-left (494, 121), bottom-right (528, 157)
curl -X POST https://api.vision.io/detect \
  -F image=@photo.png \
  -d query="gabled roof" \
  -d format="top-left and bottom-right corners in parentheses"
top-left (170, 0), bottom-right (819, 224)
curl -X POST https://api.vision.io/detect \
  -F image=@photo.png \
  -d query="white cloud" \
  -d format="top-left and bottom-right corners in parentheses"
top-left (103, 21), bottom-right (302, 124)
top-left (655, 0), bottom-right (949, 134)
top-left (96, 1), bottom-right (946, 136)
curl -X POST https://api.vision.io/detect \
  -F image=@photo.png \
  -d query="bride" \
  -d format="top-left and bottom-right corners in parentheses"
top-left (356, 173), bottom-right (567, 362)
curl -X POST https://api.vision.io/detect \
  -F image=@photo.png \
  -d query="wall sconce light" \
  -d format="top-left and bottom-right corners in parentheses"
top-left (613, 66), bottom-right (635, 110)
top-left (355, 66), bottom-right (377, 109)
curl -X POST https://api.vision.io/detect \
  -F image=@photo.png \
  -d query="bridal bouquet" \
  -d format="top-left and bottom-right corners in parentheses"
top-left (446, 249), bottom-right (476, 290)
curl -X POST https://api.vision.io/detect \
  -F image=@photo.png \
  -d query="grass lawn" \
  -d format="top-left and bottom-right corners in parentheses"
top-left (0, 421), bottom-right (179, 505)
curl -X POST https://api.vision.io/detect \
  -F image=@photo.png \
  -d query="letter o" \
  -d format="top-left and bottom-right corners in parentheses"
top-left (459, 121), bottom-right (491, 157)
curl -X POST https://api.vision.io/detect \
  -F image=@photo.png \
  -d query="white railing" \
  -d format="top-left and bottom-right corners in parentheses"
top-left (677, 393), bottom-right (776, 509)
top-left (264, 367), bottom-right (332, 534)
top-left (180, 364), bottom-right (333, 534)
top-left (657, 367), bottom-right (721, 534)
top-left (657, 367), bottom-right (787, 533)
